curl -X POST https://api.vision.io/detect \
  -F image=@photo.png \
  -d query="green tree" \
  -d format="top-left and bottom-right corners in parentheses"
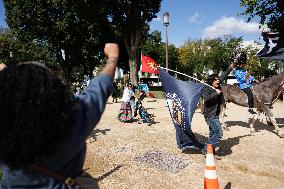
top-left (244, 47), bottom-right (278, 79)
top-left (178, 36), bottom-right (242, 79)
top-left (202, 36), bottom-right (242, 74)
top-left (141, 30), bottom-right (164, 66)
top-left (0, 28), bottom-right (58, 69)
top-left (140, 30), bottom-right (179, 78)
top-left (109, 0), bottom-right (162, 85)
top-left (167, 44), bottom-right (179, 71)
top-left (4, 0), bottom-right (114, 83)
top-left (178, 39), bottom-right (202, 77)
top-left (240, 0), bottom-right (284, 32)
top-left (0, 28), bottom-right (15, 64)
top-left (203, 38), bottom-right (226, 72)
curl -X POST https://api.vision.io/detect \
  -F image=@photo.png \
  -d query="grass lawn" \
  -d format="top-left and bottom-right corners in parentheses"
top-left (0, 169), bottom-right (2, 180)
top-left (151, 90), bottom-right (165, 99)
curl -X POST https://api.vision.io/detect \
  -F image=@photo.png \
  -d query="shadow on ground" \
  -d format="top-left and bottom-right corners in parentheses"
top-left (182, 133), bottom-right (251, 157)
top-left (96, 165), bottom-right (123, 182)
top-left (146, 100), bottom-right (157, 102)
top-left (224, 182), bottom-right (232, 189)
top-left (225, 118), bottom-right (283, 134)
top-left (145, 107), bottom-right (156, 110)
top-left (217, 134), bottom-right (251, 156)
top-left (87, 128), bottom-right (111, 142)
top-left (276, 118), bottom-right (284, 125)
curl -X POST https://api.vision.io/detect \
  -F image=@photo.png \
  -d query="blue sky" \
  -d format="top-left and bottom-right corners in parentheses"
top-left (0, 0), bottom-right (6, 27)
top-left (150, 0), bottom-right (264, 47)
top-left (0, 0), bottom-right (264, 47)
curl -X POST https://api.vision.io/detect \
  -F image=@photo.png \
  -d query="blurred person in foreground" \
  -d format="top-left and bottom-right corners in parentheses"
top-left (0, 43), bottom-right (119, 188)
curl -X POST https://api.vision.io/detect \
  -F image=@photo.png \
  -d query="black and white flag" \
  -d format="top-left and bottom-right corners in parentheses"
top-left (256, 32), bottom-right (284, 62)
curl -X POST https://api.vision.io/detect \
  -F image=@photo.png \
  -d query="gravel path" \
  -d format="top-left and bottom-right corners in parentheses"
top-left (84, 98), bottom-right (284, 189)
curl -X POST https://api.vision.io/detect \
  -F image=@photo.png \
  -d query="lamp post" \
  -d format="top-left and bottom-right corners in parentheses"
top-left (163, 12), bottom-right (169, 70)
top-left (9, 51), bottom-right (13, 63)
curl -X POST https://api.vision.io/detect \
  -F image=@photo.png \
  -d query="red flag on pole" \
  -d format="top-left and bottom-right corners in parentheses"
top-left (141, 54), bottom-right (159, 74)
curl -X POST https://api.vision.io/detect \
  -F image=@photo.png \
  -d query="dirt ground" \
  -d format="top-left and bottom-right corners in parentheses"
top-left (84, 97), bottom-right (284, 189)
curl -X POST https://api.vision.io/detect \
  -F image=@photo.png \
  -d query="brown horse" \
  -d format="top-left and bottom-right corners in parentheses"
top-left (221, 72), bottom-right (284, 137)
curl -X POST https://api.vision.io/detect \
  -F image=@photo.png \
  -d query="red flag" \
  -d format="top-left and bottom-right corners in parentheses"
top-left (148, 92), bottom-right (156, 98)
top-left (141, 54), bottom-right (159, 74)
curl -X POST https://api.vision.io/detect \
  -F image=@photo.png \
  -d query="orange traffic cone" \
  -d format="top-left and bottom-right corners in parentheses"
top-left (204, 144), bottom-right (219, 189)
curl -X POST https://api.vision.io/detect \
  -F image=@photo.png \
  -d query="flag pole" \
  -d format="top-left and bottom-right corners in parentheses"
top-left (139, 50), bottom-right (142, 82)
top-left (158, 66), bottom-right (215, 89)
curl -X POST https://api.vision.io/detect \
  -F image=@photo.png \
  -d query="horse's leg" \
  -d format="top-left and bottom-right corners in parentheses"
top-left (249, 113), bottom-right (259, 133)
top-left (220, 104), bottom-right (229, 131)
top-left (261, 113), bottom-right (266, 123)
top-left (264, 108), bottom-right (284, 137)
top-left (265, 114), bottom-right (274, 126)
top-left (218, 104), bottom-right (228, 140)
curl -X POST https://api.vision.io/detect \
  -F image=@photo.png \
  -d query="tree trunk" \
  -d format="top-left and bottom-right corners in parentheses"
top-left (63, 60), bottom-right (72, 87)
top-left (61, 51), bottom-right (72, 87)
top-left (124, 31), bottom-right (140, 86)
top-left (57, 47), bottom-right (72, 87)
top-left (128, 52), bottom-right (138, 85)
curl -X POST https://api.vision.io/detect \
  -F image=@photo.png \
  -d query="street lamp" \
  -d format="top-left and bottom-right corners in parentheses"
top-left (9, 51), bottom-right (13, 63)
top-left (163, 12), bottom-right (169, 70)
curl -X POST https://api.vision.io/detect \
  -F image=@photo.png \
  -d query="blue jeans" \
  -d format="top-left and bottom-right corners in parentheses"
top-left (205, 116), bottom-right (223, 149)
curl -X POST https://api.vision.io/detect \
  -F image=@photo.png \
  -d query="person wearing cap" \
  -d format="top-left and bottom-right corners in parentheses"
top-left (234, 52), bottom-right (259, 115)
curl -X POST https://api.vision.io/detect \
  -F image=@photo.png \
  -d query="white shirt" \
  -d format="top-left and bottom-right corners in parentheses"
top-left (121, 88), bottom-right (134, 102)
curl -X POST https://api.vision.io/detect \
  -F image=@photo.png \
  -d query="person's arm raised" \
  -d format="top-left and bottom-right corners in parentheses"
top-left (75, 43), bottom-right (119, 136)
top-left (0, 64), bottom-right (6, 71)
top-left (101, 43), bottom-right (119, 79)
top-left (219, 63), bottom-right (236, 83)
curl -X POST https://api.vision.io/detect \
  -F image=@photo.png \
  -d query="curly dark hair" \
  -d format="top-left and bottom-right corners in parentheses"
top-left (127, 83), bottom-right (133, 87)
top-left (0, 62), bottom-right (73, 169)
top-left (235, 51), bottom-right (247, 65)
top-left (206, 74), bottom-right (219, 85)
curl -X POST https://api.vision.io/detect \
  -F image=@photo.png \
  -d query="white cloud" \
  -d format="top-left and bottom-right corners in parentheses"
top-left (241, 40), bottom-right (262, 50)
top-left (202, 16), bottom-right (260, 39)
top-left (153, 16), bottom-right (162, 22)
top-left (260, 24), bottom-right (269, 32)
top-left (189, 12), bottom-right (200, 23)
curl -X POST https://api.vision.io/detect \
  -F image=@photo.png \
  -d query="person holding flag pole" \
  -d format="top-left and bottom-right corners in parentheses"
top-left (159, 62), bottom-right (236, 154)
top-left (201, 62), bottom-right (237, 155)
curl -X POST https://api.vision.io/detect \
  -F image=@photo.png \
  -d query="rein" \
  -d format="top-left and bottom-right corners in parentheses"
top-left (157, 66), bottom-right (215, 89)
top-left (252, 81), bottom-right (284, 105)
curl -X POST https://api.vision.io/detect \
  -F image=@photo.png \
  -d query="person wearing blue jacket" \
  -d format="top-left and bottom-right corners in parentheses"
top-left (0, 43), bottom-right (119, 188)
top-left (234, 52), bottom-right (259, 115)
